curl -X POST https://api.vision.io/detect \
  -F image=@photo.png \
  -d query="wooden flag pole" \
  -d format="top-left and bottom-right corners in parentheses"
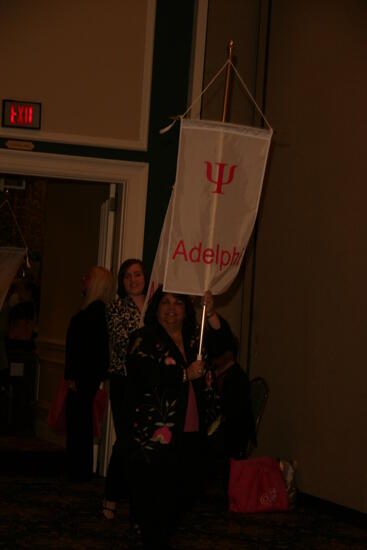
top-left (222, 39), bottom-right (234, 123)
top-left (197, 40), bottom-right (234, 361)
top-left (197, 302), bottom-right (206, 361)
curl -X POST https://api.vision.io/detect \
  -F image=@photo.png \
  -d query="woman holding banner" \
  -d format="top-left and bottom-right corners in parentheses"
top-left (124, 286), bottom-right (233, 550)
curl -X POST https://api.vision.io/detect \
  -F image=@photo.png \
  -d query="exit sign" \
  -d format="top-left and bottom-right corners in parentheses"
top-left (2, 99), bottom-right (41, 129)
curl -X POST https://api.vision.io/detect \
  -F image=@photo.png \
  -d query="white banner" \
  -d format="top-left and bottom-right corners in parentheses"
top-left (163, 119), bottom-right (272, 295)
top-left (0, 247), bottom-right (26, 310)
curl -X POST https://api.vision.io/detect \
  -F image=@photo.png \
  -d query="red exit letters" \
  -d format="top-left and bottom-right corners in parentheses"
top-left (2, 100), bottom-right (41, 129)
top-left (10, 103), bottom-right (33, 126)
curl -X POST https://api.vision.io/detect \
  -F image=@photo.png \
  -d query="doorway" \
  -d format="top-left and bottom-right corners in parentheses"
top-left (1, 175), bottom-right (111, 438)
top-left (0, 149), bottom-right (148, 472)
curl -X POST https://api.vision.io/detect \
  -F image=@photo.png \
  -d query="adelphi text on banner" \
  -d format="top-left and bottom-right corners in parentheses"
top-left (163, 118), bottom-right (272, 295)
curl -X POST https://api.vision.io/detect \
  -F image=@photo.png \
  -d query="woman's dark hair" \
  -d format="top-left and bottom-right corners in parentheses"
top-left (117, 258), bottom-right (146, 298)
top-left (144, 285), bottom-right (197, 333)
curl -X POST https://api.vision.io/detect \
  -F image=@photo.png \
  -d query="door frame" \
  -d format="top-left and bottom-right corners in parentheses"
top-left (0, 149), bottom-right (148, 463)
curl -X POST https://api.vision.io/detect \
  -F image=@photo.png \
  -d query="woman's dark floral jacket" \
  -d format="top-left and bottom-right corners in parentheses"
top-left (124, 317), bottom-right (233, 463)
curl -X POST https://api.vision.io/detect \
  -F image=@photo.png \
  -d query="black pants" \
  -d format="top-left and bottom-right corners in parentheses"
top-left (65, 388), bottom-right (95, 481)
top-left (104, 375), bottom-right (128, 501)
top-left (128, 432), bottom-right (206, 550)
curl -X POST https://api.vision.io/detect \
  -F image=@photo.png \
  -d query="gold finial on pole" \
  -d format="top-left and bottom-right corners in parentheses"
top-left (222, 40), bottom-right (234, 122)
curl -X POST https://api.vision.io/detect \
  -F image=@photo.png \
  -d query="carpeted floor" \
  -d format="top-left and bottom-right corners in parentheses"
top-left (0, 437), bottom-right (366, 549)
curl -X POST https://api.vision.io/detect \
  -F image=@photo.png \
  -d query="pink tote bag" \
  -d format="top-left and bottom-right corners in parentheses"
top-left (228, 456), bottom-right (289, 513)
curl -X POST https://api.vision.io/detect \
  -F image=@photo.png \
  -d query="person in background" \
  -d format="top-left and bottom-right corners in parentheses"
top-left (102, 259), bottom-right (146, 523)
top-left (123, 286), bottom-right (233, 550)
top-left (64, 265), bottom-right (114, 482)
top-left (212, 346), bottom-right (257, 460)
top-left (205, 345), bottom-right (257, 502)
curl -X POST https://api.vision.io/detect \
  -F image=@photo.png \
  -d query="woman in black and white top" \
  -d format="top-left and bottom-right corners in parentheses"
top-left (103, 258), bottom-right (146, 521)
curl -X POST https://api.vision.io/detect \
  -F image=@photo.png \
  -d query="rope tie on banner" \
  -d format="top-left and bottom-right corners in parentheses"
top-left (159, 59), bottom-right (272, 134)
top-left (0, 199), bottom-right (31, 268)
top-left (230, 62), bottom-right (272, 130)
top-left (159, 60), bottom-right (231, 134)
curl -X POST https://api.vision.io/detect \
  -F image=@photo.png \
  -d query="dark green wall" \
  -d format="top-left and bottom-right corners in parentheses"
top-left (143, 0), bottom-right (195, 273)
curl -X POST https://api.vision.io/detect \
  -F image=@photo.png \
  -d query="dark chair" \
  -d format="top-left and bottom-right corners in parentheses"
top-left (247, 376), bottom-right (269, 456)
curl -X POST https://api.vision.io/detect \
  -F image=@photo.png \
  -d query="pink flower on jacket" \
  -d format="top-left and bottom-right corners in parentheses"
top-left (164, 356), bottom-right (176, 366)
top-left (151, 426), bottom-right (172, 444)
